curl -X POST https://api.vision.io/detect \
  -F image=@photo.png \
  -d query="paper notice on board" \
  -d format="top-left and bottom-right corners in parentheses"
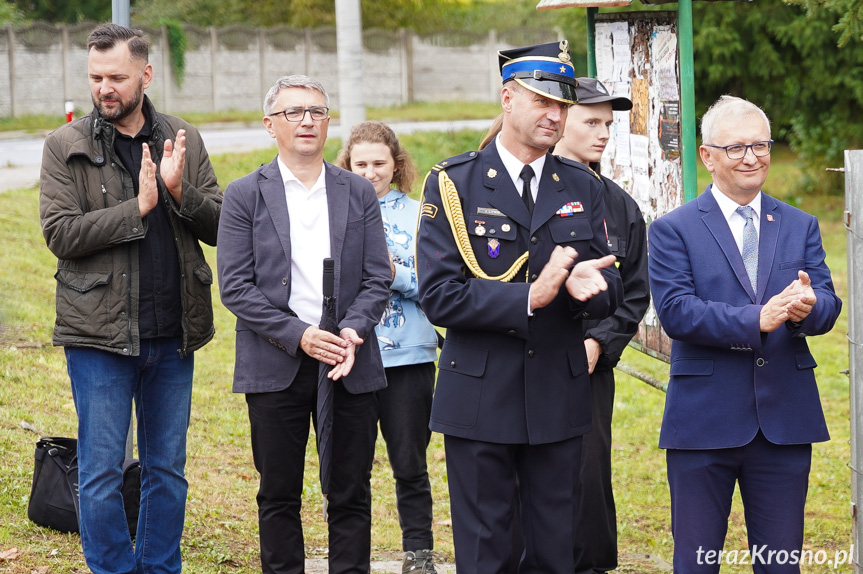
top-left (630, 134), bottom-right (650, 202)
top-left (653, 28), bottom-right (679, 101)
top-left (613, 112), bottom-right (631, 167)
top-left (610, 22), bottom-right (630, 82)
top-left (595, 23), bottom-right (614, 82)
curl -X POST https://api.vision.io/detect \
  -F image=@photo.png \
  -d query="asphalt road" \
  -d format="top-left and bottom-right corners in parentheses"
top-left (0, 118), bottom-right (495, 192)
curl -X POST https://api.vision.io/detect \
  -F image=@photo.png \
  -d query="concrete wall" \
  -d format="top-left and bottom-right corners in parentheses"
top-left (0, 23), bottom-right (561, 118)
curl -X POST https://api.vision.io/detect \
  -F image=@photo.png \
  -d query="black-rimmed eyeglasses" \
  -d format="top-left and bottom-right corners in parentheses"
top-left (268, 106), bottom-right (329, 122)
top-left (704, 140), bottom-right (773, 160)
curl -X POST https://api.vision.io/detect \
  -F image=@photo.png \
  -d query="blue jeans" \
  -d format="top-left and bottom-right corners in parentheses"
top-left (66, 338), bottom-right (194, 574)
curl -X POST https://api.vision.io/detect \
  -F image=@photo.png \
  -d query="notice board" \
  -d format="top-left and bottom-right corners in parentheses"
top-left (594, 11), bottom-right (682, 363)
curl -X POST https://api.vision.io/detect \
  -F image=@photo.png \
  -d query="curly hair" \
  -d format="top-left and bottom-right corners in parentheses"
top-left (335, 121), bottom-right (419, 193)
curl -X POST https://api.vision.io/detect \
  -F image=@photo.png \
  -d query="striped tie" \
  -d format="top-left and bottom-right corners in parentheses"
top-left (736, 205), bottom-right (758, 292)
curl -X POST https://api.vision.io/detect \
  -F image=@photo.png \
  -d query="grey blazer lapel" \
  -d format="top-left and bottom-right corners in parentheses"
top-left (259, 158), bottom-right (292, 264)
top-left (326, 162), bottom-right (349, 299)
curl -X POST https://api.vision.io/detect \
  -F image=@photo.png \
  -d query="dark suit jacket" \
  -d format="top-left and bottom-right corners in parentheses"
top-left (416, 142), bottom-right (622, 445)
top-left (581, 173), bottom-right (650, 371)
top-left (648, 185), bottom-right (842, 449)
top-left (217, 157), bottom-right (390, 395)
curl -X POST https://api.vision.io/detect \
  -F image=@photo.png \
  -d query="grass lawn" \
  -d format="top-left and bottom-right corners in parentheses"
top-left (0, 134), bottom-right (853, 573)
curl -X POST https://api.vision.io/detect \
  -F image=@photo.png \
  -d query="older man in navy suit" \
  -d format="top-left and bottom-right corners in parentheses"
top-left (217, 75), bottom-right (390, 574)
top-left (416, 42), bottom-right (622, 573)
top-left (648, 96), bottom-right (841, 573)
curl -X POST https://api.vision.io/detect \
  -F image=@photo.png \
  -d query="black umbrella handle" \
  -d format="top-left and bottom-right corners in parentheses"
top-left (323, 258), bottom-right (334, 300)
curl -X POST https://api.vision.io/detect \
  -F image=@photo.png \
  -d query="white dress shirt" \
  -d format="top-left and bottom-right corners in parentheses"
top-left (278, 157), bottom-right (331, 327)
top-left (495, 134), bottom-right (547, 315)
top-left (711, 185), bottom-right (762, 257)
top-left (496, 134), bottom-right (545, 204)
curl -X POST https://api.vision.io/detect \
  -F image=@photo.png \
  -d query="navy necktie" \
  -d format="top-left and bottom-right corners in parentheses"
top-left (520, 165), bottom-right (534, 215)
top-left (736, 205), bottom-right (758, 292)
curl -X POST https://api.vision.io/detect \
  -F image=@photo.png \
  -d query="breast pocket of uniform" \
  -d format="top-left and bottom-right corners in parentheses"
top-left (547, 215), bottom-right (593, 250)
top-left (467, 213), bottom-right (520, 273)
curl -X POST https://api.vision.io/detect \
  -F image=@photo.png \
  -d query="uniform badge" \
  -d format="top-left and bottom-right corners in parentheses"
top-left (766, 214), bottom-right (774, 222)
top-left (421, 203), bottom-right (438, 219)
top-left (487, 238), bottom-right (500, 259)
top-left (556, 201), bottom-right (584, 217)
top-left (552, 173), bottom-right (560, 182)
top-left (558, 40), bottom-right (571, 63)
top-left (501, 223), bottom-right (511, 232)
top-left (487, 168), bottom-right (498, 178)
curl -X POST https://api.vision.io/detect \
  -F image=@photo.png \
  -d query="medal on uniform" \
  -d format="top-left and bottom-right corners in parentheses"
top-left (501, 223), bottom-right (511, 232)
top-left (474, 220), bottom-right (486, 236)
top-left (487, 238), bottom-right (500, 258)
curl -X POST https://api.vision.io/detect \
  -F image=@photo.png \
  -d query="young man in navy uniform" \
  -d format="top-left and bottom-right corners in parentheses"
top-left (416, 42), bottom-right (623, 573)
top-left (556, 78), bottom-right (650, 574)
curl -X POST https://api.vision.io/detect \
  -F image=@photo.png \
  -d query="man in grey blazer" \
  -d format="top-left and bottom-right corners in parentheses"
top-left (217, 75), bottom-right (391, 574)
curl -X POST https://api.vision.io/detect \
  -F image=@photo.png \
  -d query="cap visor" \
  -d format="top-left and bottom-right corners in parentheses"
top-left (578, 94), bottom-right (633, 111)
top-left (515, 78), bottom-right (578, 105)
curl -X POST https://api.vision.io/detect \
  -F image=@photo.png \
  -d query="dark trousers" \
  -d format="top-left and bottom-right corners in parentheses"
top-left (246, 353), bottom-right (378, 574)
top-left (573, 368), bottom-right (617, 574)
top-left (666, 430), bottom-right (812, 574)
top-left (445, 434), bottom-right (582, 574)
top-left (378, 362), bottom-right (436, 552)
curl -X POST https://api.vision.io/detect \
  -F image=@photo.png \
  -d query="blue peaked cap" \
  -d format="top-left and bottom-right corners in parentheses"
top-left (498, 41), bottom-right (578, 105)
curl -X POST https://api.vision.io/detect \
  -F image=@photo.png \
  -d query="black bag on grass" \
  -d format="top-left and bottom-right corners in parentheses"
top-left (27, 437), bottom-right (141, 537)
top-left (27, 437), bottom-right (79, 533)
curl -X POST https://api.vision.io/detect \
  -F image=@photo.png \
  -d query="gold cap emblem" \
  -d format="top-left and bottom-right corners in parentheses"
top-left (558, 40), bottom-right (571, 64)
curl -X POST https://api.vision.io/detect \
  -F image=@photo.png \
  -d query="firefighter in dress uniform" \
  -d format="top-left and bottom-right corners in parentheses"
top-left (415, 41), bottom-right (623, 573)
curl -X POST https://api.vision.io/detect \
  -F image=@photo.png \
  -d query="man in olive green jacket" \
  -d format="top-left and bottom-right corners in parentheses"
top-left (38, 23), bottom-right (221, 574)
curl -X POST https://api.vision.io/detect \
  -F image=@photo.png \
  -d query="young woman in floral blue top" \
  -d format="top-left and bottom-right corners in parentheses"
top-left (336, 122), bottom-right (439, 573)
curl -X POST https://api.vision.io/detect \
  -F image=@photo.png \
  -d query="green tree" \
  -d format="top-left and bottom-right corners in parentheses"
top-left (0, 0), bottom-right (24, 25)
top-left (11, 0), bottom-right (111, 22)
top-left (692, 0), bottom-right (863, 191)
top-left (133, 0), bottom-right (573, 33)
top-left (790, 0), bottom-right (863, 47)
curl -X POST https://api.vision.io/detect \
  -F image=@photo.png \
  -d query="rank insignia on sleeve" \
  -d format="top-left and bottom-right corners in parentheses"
top-left (421, 203), bottom-right (438, 218)
top-left (556, 201), bottom-right (584, 217)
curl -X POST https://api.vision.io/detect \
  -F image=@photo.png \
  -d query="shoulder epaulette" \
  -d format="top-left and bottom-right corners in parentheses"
top-left (555, 155), bottom-right (602, 180)
top-left (432, 150), bottom-right (480, 172)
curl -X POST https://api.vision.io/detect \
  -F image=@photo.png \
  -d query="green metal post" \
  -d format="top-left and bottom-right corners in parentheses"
top-left (678, 0), bottom-right (698, 201)
top-left (586, 7), bottom-right (597, 78)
